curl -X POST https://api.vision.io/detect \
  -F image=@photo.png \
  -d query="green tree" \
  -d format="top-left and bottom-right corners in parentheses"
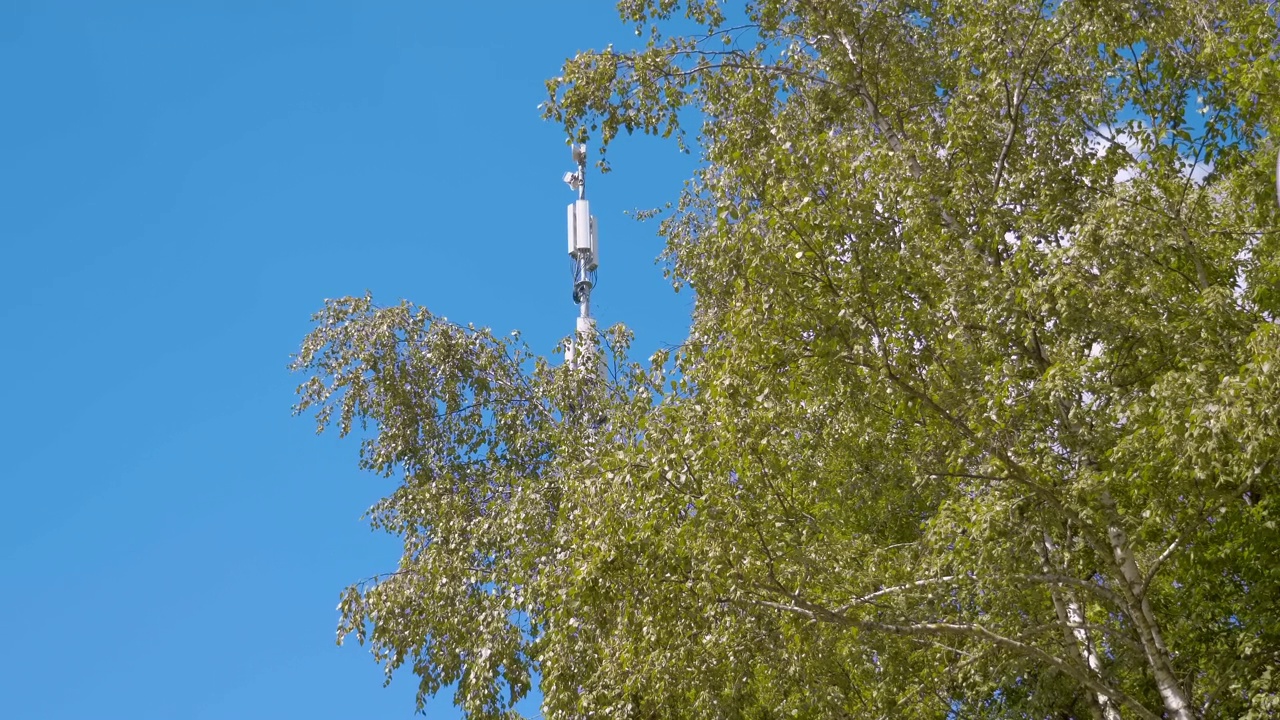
top-left (292, 1), bottom-right (1280, 717)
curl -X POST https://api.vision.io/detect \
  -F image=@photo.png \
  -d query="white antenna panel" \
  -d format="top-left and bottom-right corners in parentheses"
top-left (588, 216), bottom-right (599, 270)
top-left (566, 202), bottom-right (577, 255)
top-left (567, 200), bottom-right (595, 259)
top-left (574, 200), bottom-right (592, 253)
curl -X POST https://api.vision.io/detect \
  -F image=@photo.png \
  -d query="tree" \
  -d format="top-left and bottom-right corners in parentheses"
top-left (292, 1), bottom-right (1280, 717)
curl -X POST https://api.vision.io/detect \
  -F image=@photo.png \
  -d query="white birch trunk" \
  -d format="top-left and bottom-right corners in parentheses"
top-left (1041, 533), bottom-right (1123, 720)
top-left (1099, 492), bottom-right (1196, 720)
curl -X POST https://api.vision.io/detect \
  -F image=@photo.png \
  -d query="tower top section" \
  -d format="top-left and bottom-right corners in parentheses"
top-left (563, 143), bottom-right (599, 369)
top-left (563, 143), bottom-right (588, 200)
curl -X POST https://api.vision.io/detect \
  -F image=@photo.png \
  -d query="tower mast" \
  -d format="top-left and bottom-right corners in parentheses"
top-left (563, 144), bottom-right (599, 367)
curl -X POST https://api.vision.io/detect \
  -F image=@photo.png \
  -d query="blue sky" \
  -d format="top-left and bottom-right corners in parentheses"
top-left (0, 3), bottom-right (694, 718)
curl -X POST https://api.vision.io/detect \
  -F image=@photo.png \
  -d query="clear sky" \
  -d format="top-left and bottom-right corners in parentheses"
top-left (0, 3), bottom-right (694, 718)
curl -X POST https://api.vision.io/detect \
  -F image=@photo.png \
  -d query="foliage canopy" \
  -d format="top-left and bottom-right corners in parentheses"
top-left (293, 1), bottom-right (1280, 718)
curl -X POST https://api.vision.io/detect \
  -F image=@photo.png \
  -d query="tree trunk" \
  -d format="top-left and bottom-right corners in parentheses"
top-left (1041, 533), bottom-right (1123, 720)
top-left (1099, 492), bottom-right (1196, 720)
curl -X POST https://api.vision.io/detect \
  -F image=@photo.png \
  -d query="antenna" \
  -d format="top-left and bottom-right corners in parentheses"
top-left (563, 143), bottom-right (599, 368)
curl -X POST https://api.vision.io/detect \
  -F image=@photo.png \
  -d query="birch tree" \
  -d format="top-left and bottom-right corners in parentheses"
top-left (293, 1), bottom-right (1280, 717)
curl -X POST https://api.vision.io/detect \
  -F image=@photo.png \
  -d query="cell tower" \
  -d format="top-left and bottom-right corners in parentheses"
top-left (563, 143), bottom-right (599, 368)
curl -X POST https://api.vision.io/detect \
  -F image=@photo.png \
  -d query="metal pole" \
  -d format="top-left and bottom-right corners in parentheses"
top-left (572, 145), bottom-right (591, 323)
